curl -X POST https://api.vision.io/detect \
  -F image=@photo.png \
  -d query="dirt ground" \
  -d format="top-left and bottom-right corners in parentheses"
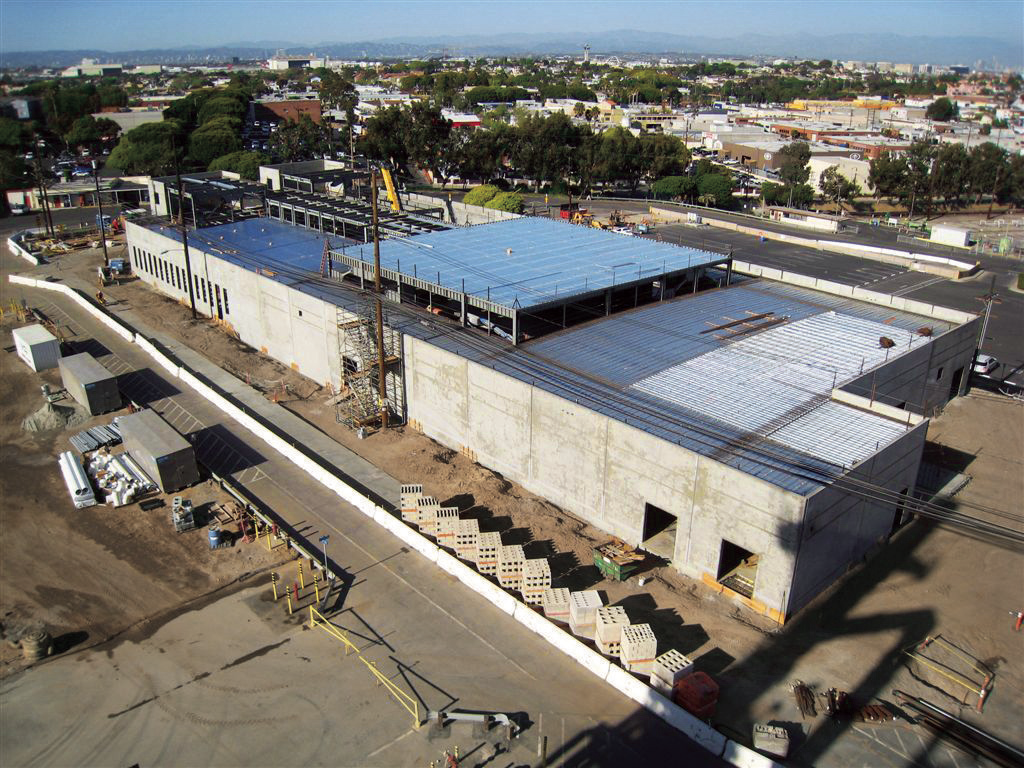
top-left (9, 243), bottom-right (1024, 763)
top-left (0, 309), bottom-right (288, 679)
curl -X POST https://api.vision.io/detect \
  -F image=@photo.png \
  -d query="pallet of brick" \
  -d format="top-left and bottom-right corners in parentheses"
top-left (416, 496), bottom-right (440, 534)
top-left (400, 484), bottom-right (424, 522)
top-left (520, 558), bottom-right (551, 605)
top-left (595, 606), bottom-right (630, 657)
top-left (435, 507), bottom-right (460, 549)
top-left (542, 587), bottom-right (571, 622)
top-left (620, 623), bottom-right (657, 674)
top-left (497, 544), bottom-right (525, 589)
top-left (649, 649), bottom-right (695, 694)
top-left (568, 590), bottom-right (603, 639)
top-left (474, 531), bottom-right (501, 576)
top-left (454, 518), bottom-right (479, 561)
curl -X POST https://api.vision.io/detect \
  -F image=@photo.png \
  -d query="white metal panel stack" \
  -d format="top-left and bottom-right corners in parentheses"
top-left (595, 605), bottom-right (630, 657)
top-left (416, 496), bottom-right (440, 534)
top-left (568, 590), bottom-right (603, 639)
top-left (542, 587), bottom-right (571, 622)
top-left (475, 531), bottom-right (501, 575)
top-left (454, 518), bottom-right (479, 561)
top-left (649, 649), bottom-right (694, 694)
top-left (520, 558), bottom-right (551, 605)
top-left (497, 544), bottom-right (525, 589)
top-left (435, 507), bottom-right (460, 549)
top-left (620, 624), bottom-right (657, 674)
top-left (400, 484), bottom-right (423, 522)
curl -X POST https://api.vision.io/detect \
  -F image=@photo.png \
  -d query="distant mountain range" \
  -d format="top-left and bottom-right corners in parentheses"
top-left (3, 30), bottom-right (1020, 69)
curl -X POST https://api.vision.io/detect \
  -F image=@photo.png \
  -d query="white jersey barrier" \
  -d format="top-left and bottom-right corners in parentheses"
top-left (7, 272), bottom-right (780, 768)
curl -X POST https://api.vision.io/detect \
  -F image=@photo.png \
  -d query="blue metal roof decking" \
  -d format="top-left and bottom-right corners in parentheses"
top-left (360, 217), bottom-right (727, 312)
top-left (146, 218), bottom-right (358, 274)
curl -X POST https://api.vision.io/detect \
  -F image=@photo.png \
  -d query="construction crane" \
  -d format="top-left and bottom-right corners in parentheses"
top-left (380, 167), bottom-right (401, 213)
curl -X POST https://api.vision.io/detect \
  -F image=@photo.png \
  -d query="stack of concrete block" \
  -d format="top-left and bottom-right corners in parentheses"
top-left (568, 590), bottom-right (603, 639)
top-left (620, 624), bottom-right (657, 674)
top-left (542, 587), bottom-right (571, 622)
top-left (454, 518), bottom-right (479, 561)
top-left (649, 649), bottom-right (694, 695)
top-left (595, 606), bottom-right (630, 657)
top-left (400, 484), bottom-right (423, 522)
top-left (475, 531), bottom-right (501, 576)
top-left (520, 558), bottom-right (551, 605)
top-left (497, 544), bottom-right (525, 589)
top-left (434, 507), bottom-right (460, 549)
top-left (417, 496), bottom-right (440, 534)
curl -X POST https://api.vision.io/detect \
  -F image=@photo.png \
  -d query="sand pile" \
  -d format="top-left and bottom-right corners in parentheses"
top-left (21, 402), bottom-right (90, 433)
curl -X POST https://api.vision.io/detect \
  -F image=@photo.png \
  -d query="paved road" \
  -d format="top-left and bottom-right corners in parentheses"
top-left (6, 282), bottom-right (723, 767)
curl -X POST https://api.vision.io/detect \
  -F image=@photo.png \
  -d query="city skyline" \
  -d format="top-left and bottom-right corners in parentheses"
top-left (1, 0), bottom-right (1022, 55)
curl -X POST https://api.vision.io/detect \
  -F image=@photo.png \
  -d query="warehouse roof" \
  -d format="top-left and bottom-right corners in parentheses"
top-left (367, 216), bottom-right (727, 311)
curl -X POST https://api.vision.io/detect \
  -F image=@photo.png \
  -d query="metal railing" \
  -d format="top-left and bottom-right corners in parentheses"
top-left (308, 606), bottom-right (420, 729)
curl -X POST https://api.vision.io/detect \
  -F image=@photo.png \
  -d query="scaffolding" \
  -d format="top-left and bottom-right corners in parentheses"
top-left (335, 299), bottom-right (404, 429)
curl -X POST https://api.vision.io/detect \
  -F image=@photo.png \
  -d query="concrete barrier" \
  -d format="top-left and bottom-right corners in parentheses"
top-left (7, 232), bottom-right (41, 265)
top-left (455, 564), bottom-right (518, 615)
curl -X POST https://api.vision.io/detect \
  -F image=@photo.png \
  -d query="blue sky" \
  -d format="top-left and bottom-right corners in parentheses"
top-left (1, 0), bottom-right (1021, 51)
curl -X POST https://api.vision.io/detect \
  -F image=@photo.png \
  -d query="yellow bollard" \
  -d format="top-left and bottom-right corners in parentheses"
top-left (298, 560), bottom-right (305, 590)
top-left (285, 590), bottom-right (293, 615)
top-left (308, 605), bottom-right (315, 629)
top-left (266, 522), bottom-right (272, 551)
top-left (313, 573), bottom-right (321, 602)
top-left (271, 572), bottom-right (279, 601)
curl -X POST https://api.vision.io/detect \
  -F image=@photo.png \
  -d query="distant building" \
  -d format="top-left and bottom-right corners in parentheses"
top-left (61, 58), bottom-right (123, 78)
top-left (267, 54), bottom-right (328, 70)
top-left (0, 97), bottom-right (43, 121)
top-left (250, 98), bottom-right (323, 125)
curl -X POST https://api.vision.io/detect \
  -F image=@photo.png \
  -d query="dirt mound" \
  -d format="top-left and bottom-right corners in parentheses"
top-left (21, 402), bottom-right (90, 433)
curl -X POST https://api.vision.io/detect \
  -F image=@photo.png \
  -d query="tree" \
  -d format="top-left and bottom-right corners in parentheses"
top-left (107, 121), bottom-right (186, 175)
top-left (189, 116), bottom-right (243, 167)
top-left (463, 184), bottom-right (501, 206)
top-left (868, 151), bottom-right (907, 202)
top-left (0, 117), bottom-right (31, 153)
top-left (967, 142), bottom-right (1007, 204)
top-left (316, 70), bottom-right (358, 148)
top-left (925, 97), bottom-right (957, 122)
top-left (458, 127), bottom-right (511, 182)
top-left (596, 126), bottom-right (641, 187)
top-left (405, 102), bottom-right (454, 186)
top-left (818, 165), bottom-right (862, 209)
top-left (208, 150), bottom-right (268, 180)
top-left (359, 106), bottom-right (411, 168)
top-left (484, 191), bottom-right (524, 213)
top-left (196, 93), bottom-right (248, 126)
top-left (931, 143), bottom-right (970, 208)
top-left (270, 114), bottom-right (330, 162)
top-left (651, 175), bottom-right (697, 200)
top-left (65, 115), bottom-right (120, 148)
top-left (777, 141), bottom-right (811, 186)
top-left (639, 133), bottom-right (690, 183)
top-left (696, 172), bottom-right (734, 208)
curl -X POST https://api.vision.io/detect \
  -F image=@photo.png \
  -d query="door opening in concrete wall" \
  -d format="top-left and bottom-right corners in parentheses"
top-left (890, 488), bottom-right (909, 537)
top-left (717, 540), bottom-right (757, 599)
top-left (342, 355), bottom-right (359, 375)
top-left (641, 503), bottom-right (677, 559)
top-left (948, 367), bottom-right (964, 400)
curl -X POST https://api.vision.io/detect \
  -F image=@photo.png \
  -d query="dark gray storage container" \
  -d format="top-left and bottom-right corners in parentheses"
top-left (58, 352), bottom-right (121, 415)
top-left (119, 409), bottom-right (199, 493)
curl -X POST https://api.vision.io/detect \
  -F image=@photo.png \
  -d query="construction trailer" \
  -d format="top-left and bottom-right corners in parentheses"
top-left (58, 352), bottom-right (121, 415)
top-left (119, 409), bottom-right (199, 493)
top-left (13, 324), bottom-right (62, 372)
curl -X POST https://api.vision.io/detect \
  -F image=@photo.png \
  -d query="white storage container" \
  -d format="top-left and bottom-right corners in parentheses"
top-left (13, 324), bottom-right (61, 372)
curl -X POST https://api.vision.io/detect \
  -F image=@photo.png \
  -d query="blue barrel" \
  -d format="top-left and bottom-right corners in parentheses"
top-left (208, 527), bottom-right (221, 549)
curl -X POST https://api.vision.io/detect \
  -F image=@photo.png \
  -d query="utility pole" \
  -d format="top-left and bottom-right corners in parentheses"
top-left (171, 136), bottom-right (199, 320)
top-left (91, 160), bottom-right (109, 267)
top-left (371, 170), bottom-right (388, 429)
top-left (33, 156), bottom-right (54, 237)
top-left (975, 276), bottom-right (1000, 362)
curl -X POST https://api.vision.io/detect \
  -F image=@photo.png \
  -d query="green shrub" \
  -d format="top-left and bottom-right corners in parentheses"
top-left (463, 184), bottom-right (501, 206)
top-left (484, 191), bottom-right (524, 214)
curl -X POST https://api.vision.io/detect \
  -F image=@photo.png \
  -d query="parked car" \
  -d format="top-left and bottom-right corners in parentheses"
top-left (973, 354), bottom-right (999, 375)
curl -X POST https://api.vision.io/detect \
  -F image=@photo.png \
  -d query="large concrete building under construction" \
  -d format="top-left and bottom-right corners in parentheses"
top-left (125, 200), bottom-right (979, 623)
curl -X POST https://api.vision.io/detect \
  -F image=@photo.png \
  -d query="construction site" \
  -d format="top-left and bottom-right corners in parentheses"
top-left (1, 169), bottom-right (1022, 768)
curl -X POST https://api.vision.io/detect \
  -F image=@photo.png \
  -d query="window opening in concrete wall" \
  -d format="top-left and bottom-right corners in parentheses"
top-left (890, 488), bottom-right (909, 537)
top-left (948, 367), bottom-right (964, 400)
top-left (214, 284), bottom-right (223, 320)
top-left (935, 366), bottom-right (944, 381)
top-left (342, 355), bottom-right (358, 375)
top-left (717, 540), bottom-right (757, 599)
top-left (642, 502), bottom-right (677, 559)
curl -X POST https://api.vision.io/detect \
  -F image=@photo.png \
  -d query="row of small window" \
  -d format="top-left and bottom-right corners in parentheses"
top-left (131, 245), bottom-right (230, 317)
